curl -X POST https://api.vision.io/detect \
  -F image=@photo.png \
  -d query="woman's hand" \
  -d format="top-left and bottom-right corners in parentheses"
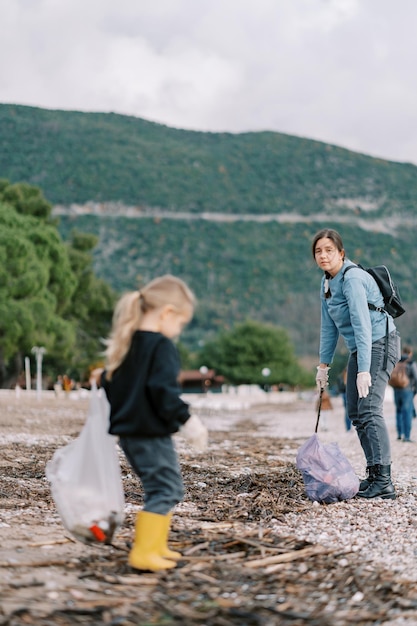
top-left (357, 372), bottom-right (372, 398)
top-left (316, 365), bottom-right (330, 390)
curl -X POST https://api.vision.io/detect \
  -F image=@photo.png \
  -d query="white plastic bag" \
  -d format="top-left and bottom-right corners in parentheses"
top-left (296, 433), bottom-right (359, 504)
top-left (46, 384), bottom-right (125, 544)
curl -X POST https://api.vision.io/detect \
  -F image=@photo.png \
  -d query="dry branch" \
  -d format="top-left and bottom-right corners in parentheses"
top-left (0, 559), bottom-right (71, 568)
top-left (244, 544), bottom-right (331, 568)
top-left (28, 538), bottom-right (72, 547)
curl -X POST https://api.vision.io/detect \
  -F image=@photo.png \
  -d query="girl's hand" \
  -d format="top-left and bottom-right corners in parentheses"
top-left (89, 368), bottom-right (104, 387)
top-left (180, 415), bottom-right (208, 452)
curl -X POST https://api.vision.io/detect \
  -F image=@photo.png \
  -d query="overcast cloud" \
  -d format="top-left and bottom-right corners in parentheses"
top-left (2, 0), bottom-right (417, 164)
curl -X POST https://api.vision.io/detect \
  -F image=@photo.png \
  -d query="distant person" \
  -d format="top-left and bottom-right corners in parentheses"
top-left (54, 375), bottom-right (63, 397)
top-left (98, 275), bottom-right (208, 572)
top-left (337, 367), bottom-right (352, 431)
top-left (312, 228), bottom-right (399, 500)
top-left (392, 346), bottom-right (417, 442)
top-left (15, 371), bottom-right (26, 390)
top-left (62, 374), bottom-right (72, 396)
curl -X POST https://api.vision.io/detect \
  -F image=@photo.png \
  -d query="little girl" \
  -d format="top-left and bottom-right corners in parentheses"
top-left (100, 274), bottom-right (208, 571)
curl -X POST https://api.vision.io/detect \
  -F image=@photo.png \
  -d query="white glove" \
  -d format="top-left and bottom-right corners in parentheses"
top-left (357, 372), bottom-right (372, 398)
top-left (316, 365), bottom-right (330, 390)
top-left (180, 415), bottom-right (208, 452)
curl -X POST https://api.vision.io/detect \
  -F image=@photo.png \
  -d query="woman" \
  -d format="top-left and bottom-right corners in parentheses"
top-left (312, 229), bottom-right (399, 499)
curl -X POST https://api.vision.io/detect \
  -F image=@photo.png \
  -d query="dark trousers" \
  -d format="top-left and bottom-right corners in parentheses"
top-left (119, 435), bottom-right (184, 515)
top-left (341, 392), bottom-right (351, 431)
top-left (394, 388), bottom-right (414, 440)
top-left (346, 331), bottom-right (399, 466)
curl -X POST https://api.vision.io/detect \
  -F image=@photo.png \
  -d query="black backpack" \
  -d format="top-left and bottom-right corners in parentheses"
top-left (342, 264), bottom-right (405, 369)
top-left (343, 264), bottom-right (405, 319)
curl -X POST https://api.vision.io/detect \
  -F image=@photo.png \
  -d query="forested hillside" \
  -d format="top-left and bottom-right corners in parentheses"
top-left (55, 213), bottom-right (417, 355)
top-left (2, 103), bottom-right (417, 215)
top-left (1, 103), bottom-right (417, 356)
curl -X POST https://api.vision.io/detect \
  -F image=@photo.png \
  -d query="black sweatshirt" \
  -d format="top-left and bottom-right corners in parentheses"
top-left (102, 331), bottom-right (190, 437)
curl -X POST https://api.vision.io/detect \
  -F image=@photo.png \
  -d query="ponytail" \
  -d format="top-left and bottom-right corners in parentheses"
top-left (104, 291), bottom-right (143, 379)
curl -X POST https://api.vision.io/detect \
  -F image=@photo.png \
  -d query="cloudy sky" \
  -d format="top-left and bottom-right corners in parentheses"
top-left (2, 0), bottom-right (417, 164)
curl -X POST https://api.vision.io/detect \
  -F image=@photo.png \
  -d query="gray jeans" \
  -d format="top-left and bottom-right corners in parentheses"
top-left (119, 435), bottom-right (184, 515)
top-left (346, 331), bottom-right (400, 466)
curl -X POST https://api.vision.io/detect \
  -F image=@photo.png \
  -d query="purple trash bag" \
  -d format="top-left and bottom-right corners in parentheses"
top-left (296, 433), bottom-right (359, 504)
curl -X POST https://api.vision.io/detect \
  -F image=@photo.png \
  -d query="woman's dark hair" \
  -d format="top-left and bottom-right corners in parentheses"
top-left (311, 228), bottom-right (345, 259)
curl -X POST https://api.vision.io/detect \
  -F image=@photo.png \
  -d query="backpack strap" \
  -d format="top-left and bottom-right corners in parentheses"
top-left (342, 265), bottom-right (389, 370)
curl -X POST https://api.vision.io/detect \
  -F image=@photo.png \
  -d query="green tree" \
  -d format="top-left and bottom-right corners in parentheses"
top-left (0, 200), bottom-right (77, 384)
top-left (197, 320), bottom-right (313, 387)
top-left (62, 230), bottom-right (116, 379)
top-left (0, 180), bottom-right (116, 386)
top-left (176, 341), bottom-right (194, 369)
top-left (0, 179), bottom-right (52, 219)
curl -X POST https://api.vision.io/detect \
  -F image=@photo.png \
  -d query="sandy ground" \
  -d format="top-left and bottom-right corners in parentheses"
top-left (1, 388), bottom-right (417, 626)
top-left (193, 386), bottom-right (417, 480)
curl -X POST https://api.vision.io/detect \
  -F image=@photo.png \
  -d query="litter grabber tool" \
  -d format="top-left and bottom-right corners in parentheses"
top-left (296, 388), bottom-right (359, 504)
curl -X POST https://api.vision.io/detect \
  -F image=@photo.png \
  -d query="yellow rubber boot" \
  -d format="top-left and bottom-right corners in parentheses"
top-left (160, 513), bottom-right (182, 560)
top-left (128, 511), bottom-right (177, 572)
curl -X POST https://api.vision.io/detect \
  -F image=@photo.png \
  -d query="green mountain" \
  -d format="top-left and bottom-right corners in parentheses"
top-left (1, 103), bottom-right (417, 356)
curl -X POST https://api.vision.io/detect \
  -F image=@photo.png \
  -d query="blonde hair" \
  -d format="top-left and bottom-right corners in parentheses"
top-left (104, 275), bottom-right (195, 379)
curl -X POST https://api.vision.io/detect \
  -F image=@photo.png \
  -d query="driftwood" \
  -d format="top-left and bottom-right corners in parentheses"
top-left (1, 398), bottom-right (417, 626)
top-left (28, 538), bottom-right (73, 547)
top-left (0, 558), bottom-right (71, 568)
top-left (244, 544), bottom-right (331, 568)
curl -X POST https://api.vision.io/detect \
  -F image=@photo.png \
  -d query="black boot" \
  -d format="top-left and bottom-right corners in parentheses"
top-left (359, 465), bottom-right (377, 492)
top-left (356, 465), bottom-right (396, 500)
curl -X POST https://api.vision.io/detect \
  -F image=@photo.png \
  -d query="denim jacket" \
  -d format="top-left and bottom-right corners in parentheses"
top-left (319, 259), bottom-right (396, 372)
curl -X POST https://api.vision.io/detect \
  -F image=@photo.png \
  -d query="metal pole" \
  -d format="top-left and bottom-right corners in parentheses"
top-left (261, 367), bottom-right (271, 392)
top-left (199, 365), bottom-right (208, 393)
top-left (31, 346), bottom-right (46, 400)
top-left (25, 357), bottom-right (31, 392)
